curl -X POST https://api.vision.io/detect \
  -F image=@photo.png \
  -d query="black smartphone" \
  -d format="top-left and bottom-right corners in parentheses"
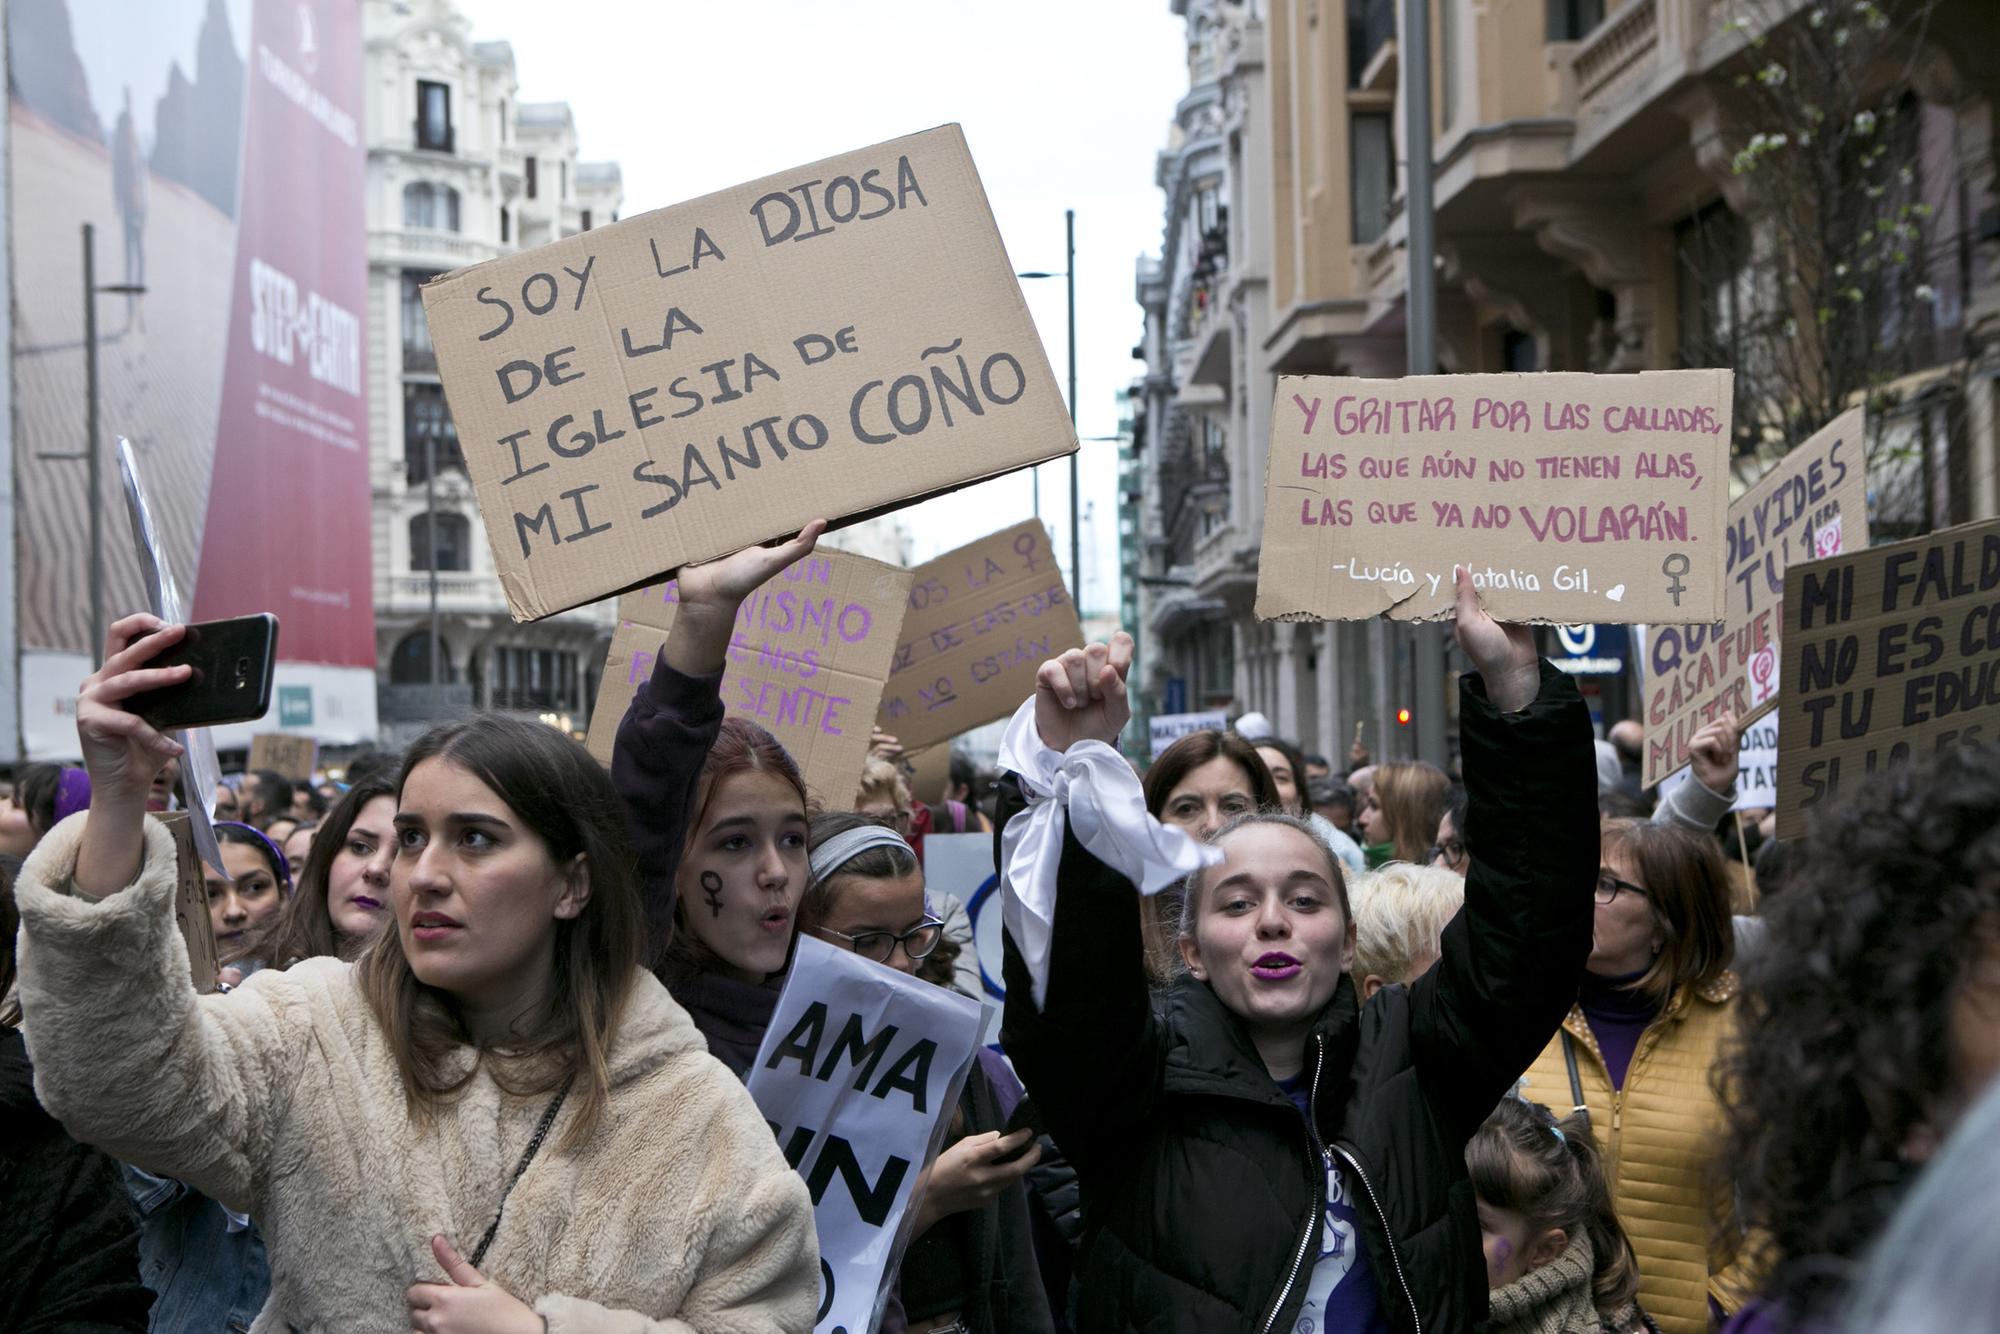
top-left (994, 1096), bottom-right (1045, 1163)
top-left (126, 615), bottom-right (280, 730)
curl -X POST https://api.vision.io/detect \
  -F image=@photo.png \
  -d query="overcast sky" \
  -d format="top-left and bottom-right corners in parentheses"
top-left (461, 0), bottom-right (1189, 615)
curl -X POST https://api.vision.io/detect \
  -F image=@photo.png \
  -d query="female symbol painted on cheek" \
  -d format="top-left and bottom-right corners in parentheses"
top-left (700, 870), bottom-right (724, 918)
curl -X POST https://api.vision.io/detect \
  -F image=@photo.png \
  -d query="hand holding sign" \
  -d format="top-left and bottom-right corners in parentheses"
top-left (1033, 632), bottom-right (1134, 753)
top-left (404, 1235), bottom-right (542, 1334)
top-left (1688, 713), bottom-right (1743, 795)
top-left (665, 519), bottom-right (829, 676)
top-left (1451, 567), bottom-right (1540, 714)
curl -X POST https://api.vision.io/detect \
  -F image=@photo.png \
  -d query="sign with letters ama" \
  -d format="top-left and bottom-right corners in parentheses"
top-left (584, 547), bottom-right (913, 809)
top-left (1255, 371), bottom-right (1733, 625)
top-left (1641, 408), bottom-right (1867, 788)
top-left (747, 936), bottom-right (983, 1334)
top-left (420, 124), bottom-right (1075, 622)
top-left (878, 520), bottom-right (1085, 753)
top-left (1776, 518), bottom-right (2000, 839)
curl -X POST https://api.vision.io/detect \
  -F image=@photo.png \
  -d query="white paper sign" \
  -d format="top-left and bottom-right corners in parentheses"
top-left (1149, 709), bottom-right (1230, 758)
top-left (1658, 715), bottom-right (1778, 813)
top-left (746, 936), bottom-right (983, 1334)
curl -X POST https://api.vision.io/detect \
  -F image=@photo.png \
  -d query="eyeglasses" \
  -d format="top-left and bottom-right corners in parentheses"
top-left (815, 917), bottom-right (945, 964)
top-left (1594, 871), bottom-right (1648, 905)
top-left (1428, 838), bottom-right (1467, 866)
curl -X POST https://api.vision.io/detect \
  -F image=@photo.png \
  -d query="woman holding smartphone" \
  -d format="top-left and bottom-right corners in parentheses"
top-left (14, 614), bottom-right (817, 1332)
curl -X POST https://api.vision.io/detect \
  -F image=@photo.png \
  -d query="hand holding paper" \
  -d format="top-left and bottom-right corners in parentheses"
top-left (1450, 566), bottom-right (1540, 714)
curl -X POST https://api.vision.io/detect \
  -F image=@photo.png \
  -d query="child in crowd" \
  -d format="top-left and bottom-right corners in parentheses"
top-left (1469, 1096), bottom-right (1658, 1334)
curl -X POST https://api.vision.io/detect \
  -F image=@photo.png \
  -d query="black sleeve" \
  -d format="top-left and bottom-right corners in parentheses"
top-left (1408, 660), bottom-right (1599, 1143)
top-left (610, 659), bottom-right (726, 964)
top-left (998, 798), bottom-right (1164, 1181)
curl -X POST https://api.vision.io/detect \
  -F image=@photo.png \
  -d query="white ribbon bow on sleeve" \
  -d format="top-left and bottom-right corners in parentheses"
top-left (996, 697), bottom-right (1222, 1011)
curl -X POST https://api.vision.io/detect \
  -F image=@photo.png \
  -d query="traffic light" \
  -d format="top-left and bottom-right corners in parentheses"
top-left (1396, 707), bottom-right (1412, 727)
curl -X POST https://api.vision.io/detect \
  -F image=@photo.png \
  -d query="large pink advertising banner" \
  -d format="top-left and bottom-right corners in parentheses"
top-left (8, 0), bottom-right (373, 753)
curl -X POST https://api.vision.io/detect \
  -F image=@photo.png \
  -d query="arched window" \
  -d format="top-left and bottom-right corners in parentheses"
top-left (409, 511), bottom-right (471, 573)
top-left (403, 181), bottom-right (461, 232)
top-left (390, 630), bottom-right (454, 685)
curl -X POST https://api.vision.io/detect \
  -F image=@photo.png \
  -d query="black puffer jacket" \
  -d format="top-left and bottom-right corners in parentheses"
top-left (0, 1027), bottom-right (155, 1331)
top-left (1001, 664), bottom-right (1597, 1334)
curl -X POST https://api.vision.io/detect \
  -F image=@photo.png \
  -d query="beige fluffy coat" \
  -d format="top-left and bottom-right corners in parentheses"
top-left (15, 814), bottom-right (818, 1333)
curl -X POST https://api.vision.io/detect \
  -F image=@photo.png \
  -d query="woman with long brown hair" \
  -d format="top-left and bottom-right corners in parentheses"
top-left (248, 774), bottom-right (398, 968)
top-left (1136, 729), bottom-right (1281, 983)
top-left (14, 612), bottom-right (817, 1331)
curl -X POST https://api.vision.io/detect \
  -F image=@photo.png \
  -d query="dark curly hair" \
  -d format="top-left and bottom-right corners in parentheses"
top-left (1716, 742), bottom-right (2000, 1319)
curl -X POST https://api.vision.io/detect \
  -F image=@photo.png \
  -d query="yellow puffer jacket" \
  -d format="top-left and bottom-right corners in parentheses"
top-left (1521, 974), bottom-right (1753, 1334)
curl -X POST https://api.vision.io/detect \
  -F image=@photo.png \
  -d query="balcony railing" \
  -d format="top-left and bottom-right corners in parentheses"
top-left (378, 682), bottom-right (475, 724)
top-left (370, 228), bottom-right (503, 271)
top-left (405, 448), bottom-right (467, 486)
top-left (389, 572), bottom-right (497, 610)
top-left (1573, 0), bottom-right (1659, 105)
top-left (403, 343), bottom-right (438, 375)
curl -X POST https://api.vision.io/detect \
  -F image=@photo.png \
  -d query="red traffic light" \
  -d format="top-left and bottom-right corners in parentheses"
top-left (1396, 708), bottom-right (1412, 726)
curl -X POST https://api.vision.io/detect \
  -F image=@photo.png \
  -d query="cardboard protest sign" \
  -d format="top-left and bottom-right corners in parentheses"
top-left (1255, 371), bottom-right (1733, 625)
top-left (879, 520), bottom-right (1083, 753)
top-left (1658, 714), bottom-right (1779, 813)
top-left (1641, 409), bottom-right (1866, 787)
top-left (421, 125), bottom-right (1076, 623)
top-left (747, 936), bottom-right (983, 1334)
top-left (1149, 710), bottom-right (1230, 758)
top-left (585, 548), bottom-right (912, 809)
top-left (160, 813), bottom-right (220, 994)
top-left (248, 733), bottom-right (317, 782)
top-left (1775, 519), bottom-right (2000, 839)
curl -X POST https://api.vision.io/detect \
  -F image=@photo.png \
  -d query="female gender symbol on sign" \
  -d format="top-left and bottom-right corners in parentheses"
top-left (1749, 645), bottom-right (1778, 708)
top-left (1661, 553), bottom-right (1692, 606)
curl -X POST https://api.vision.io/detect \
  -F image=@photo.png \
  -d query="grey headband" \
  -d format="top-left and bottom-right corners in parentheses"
top-left (809, 825), bottom-right (915, 887)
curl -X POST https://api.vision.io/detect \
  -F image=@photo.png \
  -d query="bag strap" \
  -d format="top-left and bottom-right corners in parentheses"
top-left (1561, 1031), bottom-right (1592, 1133)
top-left (469, 1073), bottom-right (574, 1269)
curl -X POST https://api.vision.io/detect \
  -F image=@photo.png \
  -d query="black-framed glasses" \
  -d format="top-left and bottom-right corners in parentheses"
top-left (1429, 838), bottom-right (1467, 866)
top-left (1594, 871), bottom-right (1648, 905)
top-left (815, 917), bottom-right (945, 964)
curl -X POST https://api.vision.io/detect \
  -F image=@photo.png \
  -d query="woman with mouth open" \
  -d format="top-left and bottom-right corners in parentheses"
top-left (11, 612), bottom-right (819, 1332)
top-left (997, 566), bottom-right (1598, 1334)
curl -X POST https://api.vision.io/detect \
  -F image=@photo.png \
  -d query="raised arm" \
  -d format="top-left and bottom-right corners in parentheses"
top-left (1653, 713), bottom-right (1741, 832)
top-left (15, 615), bottom-right (315, 1213)
top-left (612, 521), bottom-right (827, 957)
top-left (1409, 569), bottom-right (1599, 1140)
top-left (998, 636), bottom-right (1205, 1175)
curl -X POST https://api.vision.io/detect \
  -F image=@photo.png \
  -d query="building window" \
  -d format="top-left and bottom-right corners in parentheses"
top-left (402, 182), bottom-right (460, 232)
top-left (1501, 327), bottom-right (1538, 372)
top-left (499, 207), bottom-right (511, 244)
top-left (492, 646), bottom-right (573, 710)
top-left (1350, 113), bottom-right (1393, 244)
top-left (1546, 0), bottom-right (1604, 42)
top-left (401, 269), bottom-right (443, 370)
top-left (1674, 200), bottom-right (1750, 369)
top-left (404, 382), bottom-right (464, 483)
top-left (560, 160), bottom-right (568, 202)
top-left (525, 155), bottom-right (538, 199)
top-left (580, 209), bottom-right (592, 232)
top-left (409, 511), bottom-right (471, 573)
top-left (1440, 0), bottom-right (1459, 128)
top-left (390, 630), bottom-right (454, 685)
top-left (415, 79), bottom-right (453, 153)
top-left (499, 98), bottom-right (507, 142)
top-left (1348, 0), bottom-right (1394, 85)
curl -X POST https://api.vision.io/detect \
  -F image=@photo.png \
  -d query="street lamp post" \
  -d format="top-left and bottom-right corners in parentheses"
top-left (1017, 207), bottom-right (1082, 607)
top-left (66, 223), bottom-right (147, 668)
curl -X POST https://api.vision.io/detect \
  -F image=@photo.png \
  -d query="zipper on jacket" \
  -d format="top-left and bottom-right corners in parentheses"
top-left (1260, 1034), bottom-right (1328, 1334)
top-left (1332, 1141), bottom-right (1421, 1334)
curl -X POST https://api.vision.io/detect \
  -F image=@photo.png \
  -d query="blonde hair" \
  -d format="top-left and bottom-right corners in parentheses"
top-left (1350, 861), bottom-right (1465, 988)
top-left (856, 759), bottom-right (912, 813)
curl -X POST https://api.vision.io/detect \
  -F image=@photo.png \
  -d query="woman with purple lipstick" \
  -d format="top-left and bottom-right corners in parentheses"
top-left (253, 775), bottom-right (399, 967)
top-left (997, 567), bottom-right (1598, 1334)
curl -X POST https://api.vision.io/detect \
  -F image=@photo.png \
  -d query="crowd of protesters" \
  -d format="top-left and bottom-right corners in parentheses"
top-left (1, 526), bottom-right (1996, 1333)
